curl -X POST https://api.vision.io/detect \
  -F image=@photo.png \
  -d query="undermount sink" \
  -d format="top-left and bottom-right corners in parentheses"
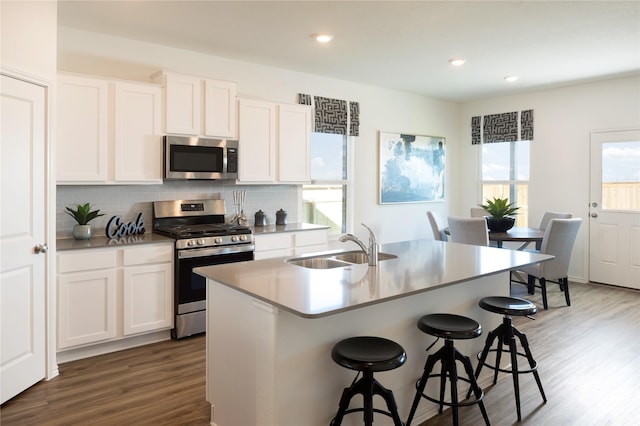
top-left (285, 250), bottom-right (397, 269)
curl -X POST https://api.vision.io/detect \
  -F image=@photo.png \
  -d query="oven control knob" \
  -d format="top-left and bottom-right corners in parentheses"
top-left (214, 237), bottom-right (223, 244)
top-left (187, 240), bottom-right (195, 247)
top-left (240, 235), bottom-right (247, 241)
top-left (231, 236), bottom-right (239, 242)
top-left (197, 239), bottom-right (205, 245)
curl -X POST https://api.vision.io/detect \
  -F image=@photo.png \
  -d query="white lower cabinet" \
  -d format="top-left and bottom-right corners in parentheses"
top-left (254, 229), bottom-right (328, 260)
top-left (57, 243), bottom-right (173, 352)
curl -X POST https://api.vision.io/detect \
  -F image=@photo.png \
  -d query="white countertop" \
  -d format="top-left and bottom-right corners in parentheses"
top-left (195, 239), bottom-right (552, 318)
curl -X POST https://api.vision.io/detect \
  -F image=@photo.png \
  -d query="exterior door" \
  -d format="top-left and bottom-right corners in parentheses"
top-left (1, 74), bottom-right (47, 403)
top-left (589, 129), bottom-right (640, 289)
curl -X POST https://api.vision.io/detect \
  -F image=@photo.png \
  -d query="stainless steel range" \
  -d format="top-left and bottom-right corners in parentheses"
top-left (153, 199), bottom-right (254, 339)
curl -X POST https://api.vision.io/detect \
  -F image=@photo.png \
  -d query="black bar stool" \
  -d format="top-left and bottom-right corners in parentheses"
top-left (406, 313), bottom-right (490, 426)
top-left (471, 296), bottom-right (547, 421)
top-left (330, 336), bottom-right (406, 426)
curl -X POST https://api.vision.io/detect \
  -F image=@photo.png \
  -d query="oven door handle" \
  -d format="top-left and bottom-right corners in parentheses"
top-left (177, 244), bottom-right (255, 259)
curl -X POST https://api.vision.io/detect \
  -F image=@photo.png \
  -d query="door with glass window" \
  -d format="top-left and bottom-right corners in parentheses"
top-left (589, 130), bottom-right (640, 289)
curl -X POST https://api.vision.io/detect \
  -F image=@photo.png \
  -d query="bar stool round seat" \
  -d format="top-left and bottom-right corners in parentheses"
top-left (471, 296), bottom-right (546, 421)
top-left (330, 336), bottom-right (406, 426)
top-left (407, 314), bottom-right (490, 426)
top-left (479, 296), bottom-right (538, 317)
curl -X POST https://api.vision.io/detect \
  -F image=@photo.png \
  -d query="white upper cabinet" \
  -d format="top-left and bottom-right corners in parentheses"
top-left (114, 82), bottom-right (163, 182)
top-left (204, 79), bottom-right (237, 138)
top-left (57, 74), bottom-right (109, 182)
top-left (237, 99), bottom-right (311, 184)
top-left (277, 103), bottom-right (311, 183)
top-left (57, 73), bottom-right (163, 184)
top-left (238, 98), bottom-right (277, 182)
top-left (154, 71), bottom-right (237, 138)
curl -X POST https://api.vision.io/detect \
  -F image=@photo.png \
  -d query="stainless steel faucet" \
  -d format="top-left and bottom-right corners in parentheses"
top-left (339, 223), bottom-right (379, 266)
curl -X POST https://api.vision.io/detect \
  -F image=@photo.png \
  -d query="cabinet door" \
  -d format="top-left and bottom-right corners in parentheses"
top-left (58, 269), bottom-right (117, 349)
top-left (114, 82), bottom-right (163, 183)
top-left (57, 74), bottom-right (109, 182)
top-left (122, 263), bottom-right (173, 335)
top-left (204, 79), bottom-right (237, 138)
top-left (253, 233), bottom-right (294, 260)
top-left (278, 104), bottom-right (311, 182)
top-left (238, 99), bottom-right (276, 182)
top-left (164, 73), bottom-right (201, 135)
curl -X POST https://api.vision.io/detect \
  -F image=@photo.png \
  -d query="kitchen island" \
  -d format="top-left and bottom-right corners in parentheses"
top-left (195, 239), bottom-right (552, 426)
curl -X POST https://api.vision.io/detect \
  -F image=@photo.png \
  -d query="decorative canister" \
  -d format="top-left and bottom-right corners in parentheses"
top-left (254, 210), bottom-right (266, 226)
top-left (276, 209), bottom-right (287, 226)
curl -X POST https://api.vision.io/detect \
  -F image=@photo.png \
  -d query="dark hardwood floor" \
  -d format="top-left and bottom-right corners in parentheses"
top-left (1, 281), bottom-right (638, 426)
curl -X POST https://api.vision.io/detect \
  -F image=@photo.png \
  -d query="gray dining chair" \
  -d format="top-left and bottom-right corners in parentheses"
top-left (426, 211), bottom-right (447, 241)
top-left (535, 211), bottom-right (572, 249)
top-left (511, 218), bottom-right (582, 309)
top-left (447, 216), bottom-right (489, 246)
top-left (470, 207), bottom-right (487, 218)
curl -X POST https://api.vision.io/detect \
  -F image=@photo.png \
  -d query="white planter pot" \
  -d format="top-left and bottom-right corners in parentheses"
top-left (72, 224), bottom-right (92, 240)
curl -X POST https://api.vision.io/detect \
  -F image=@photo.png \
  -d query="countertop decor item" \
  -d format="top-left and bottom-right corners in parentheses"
top-left (479, 197), bottom-right (519, 232)
top-left (65, 202), bottom-right (104, 240)
top-left (254, 210), bottom-right (266, 226)
top-left (276, 209), bottom-right (287, 225)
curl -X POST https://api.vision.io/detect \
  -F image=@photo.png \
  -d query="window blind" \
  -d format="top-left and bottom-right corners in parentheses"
top-left (298, 93), bottom-right (359, 136)
top-left (471, 110), bottom-right (534, 144)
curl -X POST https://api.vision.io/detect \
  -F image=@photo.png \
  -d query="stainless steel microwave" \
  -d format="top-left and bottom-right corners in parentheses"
top-left (164, 135), bottom-right (238, 180)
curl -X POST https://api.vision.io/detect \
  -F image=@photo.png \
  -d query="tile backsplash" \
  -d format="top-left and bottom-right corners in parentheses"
top-left (56, 181), bottom-right (299, 238)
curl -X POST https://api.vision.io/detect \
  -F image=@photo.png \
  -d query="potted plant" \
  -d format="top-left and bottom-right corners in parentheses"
top-left (479, 197), bottom-right (519, 232)
top-left (65, 203), bottom-right (104, 240)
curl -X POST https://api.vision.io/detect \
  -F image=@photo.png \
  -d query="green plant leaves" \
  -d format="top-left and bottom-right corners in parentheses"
top-left (65, 202), bottom-right (104, 225)
top-left (479, 197), bottom-right (519, 219)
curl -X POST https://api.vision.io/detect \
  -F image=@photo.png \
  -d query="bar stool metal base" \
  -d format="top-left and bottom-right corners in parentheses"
top-left (471, 297), bottom-right (547, 421)
top-left (406, 314), bottom-right (490, 426)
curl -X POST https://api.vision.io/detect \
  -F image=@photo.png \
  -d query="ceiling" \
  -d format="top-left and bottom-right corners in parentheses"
top-left (57, 1), bottom-right (640, 102)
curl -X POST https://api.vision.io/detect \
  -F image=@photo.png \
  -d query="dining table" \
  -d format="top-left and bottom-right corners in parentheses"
top-left (489, 226), bottom-right (545, 249)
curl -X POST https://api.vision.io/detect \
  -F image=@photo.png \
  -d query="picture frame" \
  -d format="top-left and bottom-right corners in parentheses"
top-left (379, 131), bottom-right (445, 204)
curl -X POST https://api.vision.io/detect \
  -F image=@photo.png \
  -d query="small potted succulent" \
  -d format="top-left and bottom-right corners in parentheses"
top-left (479, 197), bottom-right (519, 232)
top-left (65, 203), bottom-right (104, 240)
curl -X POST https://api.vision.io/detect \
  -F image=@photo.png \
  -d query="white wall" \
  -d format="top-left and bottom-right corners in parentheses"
top-left (1, 1), bottom-right (57, 79)
top-left (458, 75), bottom-right (640, 281)
top-left (57, 27), bottom-right (459, 243)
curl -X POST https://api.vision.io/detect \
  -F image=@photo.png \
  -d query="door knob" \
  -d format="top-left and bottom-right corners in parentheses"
top-left (590, 213), bottom-right (598, 218)
top-left (34, 243), bottom-right (48, 254)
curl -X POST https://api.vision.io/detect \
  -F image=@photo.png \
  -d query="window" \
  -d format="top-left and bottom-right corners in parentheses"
top-left (481, 140), bottom-right (530, 226)
top-left (302, 133), bottom-right (348, 235)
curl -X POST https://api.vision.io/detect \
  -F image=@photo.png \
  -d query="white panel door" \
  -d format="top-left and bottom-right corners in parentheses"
top-left (0, 75), bottom-right (46, 403)
top-left (589, 130), bottom-right (640, 289)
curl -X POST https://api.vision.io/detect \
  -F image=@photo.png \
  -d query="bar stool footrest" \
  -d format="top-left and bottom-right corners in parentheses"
top-left (415, 374), bottom-right (485, 408)
top-left (477, 349), bottom-right (539, 375)
top-left (330, 408), bottom-right (406, 426)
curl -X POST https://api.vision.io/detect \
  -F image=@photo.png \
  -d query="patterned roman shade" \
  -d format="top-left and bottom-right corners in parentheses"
top-left (471, 110), bottom-right (534, 144)
top-left (298, 93), bottom-right (359, 136)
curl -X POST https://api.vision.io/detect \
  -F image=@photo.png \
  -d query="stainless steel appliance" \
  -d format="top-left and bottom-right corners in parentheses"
top-left (164, 135), bottom-right (238, 180)
top-left (153, 199), bottom-right (254, 339)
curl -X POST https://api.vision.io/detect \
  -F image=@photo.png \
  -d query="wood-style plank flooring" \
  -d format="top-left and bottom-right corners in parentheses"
top-left (1, 281), bottom-right (638, 426)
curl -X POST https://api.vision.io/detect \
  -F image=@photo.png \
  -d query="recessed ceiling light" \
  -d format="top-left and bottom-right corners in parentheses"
top-left (313, 34), bottom-right (334, 43)
top-left (448, 58), bottom-right (466, 66)
top-left (504, 75), bottom-right (519, 82)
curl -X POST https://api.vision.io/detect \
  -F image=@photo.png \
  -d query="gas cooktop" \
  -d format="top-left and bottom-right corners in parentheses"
top-left (154, 223), bottom-right (251, 239)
